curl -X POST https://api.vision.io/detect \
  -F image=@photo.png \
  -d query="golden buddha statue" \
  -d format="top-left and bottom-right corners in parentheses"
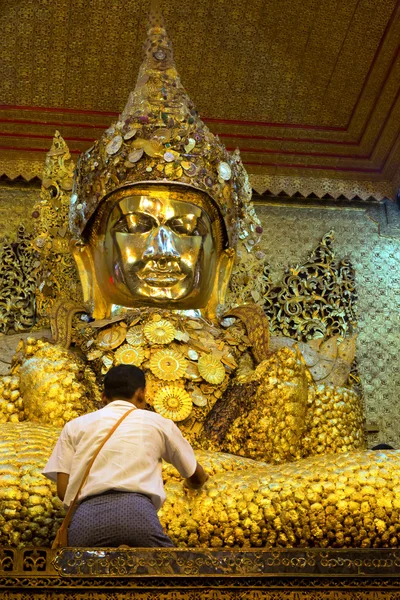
top-left (0, 6), bottom-right (398, 550)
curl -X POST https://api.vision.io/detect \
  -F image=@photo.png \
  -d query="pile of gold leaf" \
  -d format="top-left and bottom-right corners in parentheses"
top-left (160, 448), bottom-right (400, 549)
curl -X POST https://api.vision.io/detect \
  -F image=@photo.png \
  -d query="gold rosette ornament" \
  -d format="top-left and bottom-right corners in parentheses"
top-left (144, 319), bottom-right (176, 345)
top-left (115, 344), bottom-right (145, 366)
top-left (153, 386), bottom-right (193, 421)
top-left (150, 349), bottom-right (186, 381)
top-left (126, 326), bottom-right (145, 346)
top-left (198, 354), bottom-right (226, 385)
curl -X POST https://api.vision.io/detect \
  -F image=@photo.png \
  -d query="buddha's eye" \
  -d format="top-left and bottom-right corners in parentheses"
top-left (168, 215), bottom-right (207, 236)
top-left (113, 213), bottom-right (157, 234)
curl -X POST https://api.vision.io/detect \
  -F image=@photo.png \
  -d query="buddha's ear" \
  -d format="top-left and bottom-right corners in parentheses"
top-left (204, 248), bottom-right (236, 322)
top-left (70, 241), bottom-right (110, 319)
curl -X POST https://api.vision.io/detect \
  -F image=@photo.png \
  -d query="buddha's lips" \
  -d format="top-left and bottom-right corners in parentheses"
top-left (137, 269), bottom-right (186, 286)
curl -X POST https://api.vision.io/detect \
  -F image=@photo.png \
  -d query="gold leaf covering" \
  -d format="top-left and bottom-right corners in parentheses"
top-left (153, 386), bottom-right (193, 422)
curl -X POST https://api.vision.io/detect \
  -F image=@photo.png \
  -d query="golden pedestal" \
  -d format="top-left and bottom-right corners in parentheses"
top-left (2, 547), bottom-right (400, 599)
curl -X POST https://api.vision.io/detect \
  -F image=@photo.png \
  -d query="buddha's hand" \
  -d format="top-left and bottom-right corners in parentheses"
top-left (18, 338), bottom-right (101, 427)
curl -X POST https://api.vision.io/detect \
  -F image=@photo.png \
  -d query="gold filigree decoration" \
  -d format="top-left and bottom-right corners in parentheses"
top-left (264, 231), bottom-right (357, 342)
top-left (0, 226), bottom-right (37, 334)
top-left (153, 386), bottom-right (192, 421)
top-left (144, 319), bottom-right (176, 345)
top-left (198, 354), bottom-right (225, 385)
top-left (115, 344), bottom-right (145, 366)
top-left (149, 349), bottom-right (187, 381)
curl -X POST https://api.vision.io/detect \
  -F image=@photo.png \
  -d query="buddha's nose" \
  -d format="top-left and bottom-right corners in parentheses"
top-left (143, 226), bottom-right (180, 260)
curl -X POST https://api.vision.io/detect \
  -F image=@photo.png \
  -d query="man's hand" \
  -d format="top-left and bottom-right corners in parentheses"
top-left (184, 462), bottom-right (209, 490)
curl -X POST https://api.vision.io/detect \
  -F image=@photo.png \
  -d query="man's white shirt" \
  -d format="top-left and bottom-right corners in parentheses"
top-left (43, 401), bottom-right (197, 510)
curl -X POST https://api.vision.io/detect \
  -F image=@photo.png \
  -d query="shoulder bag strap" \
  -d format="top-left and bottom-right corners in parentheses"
top-left (59, 406), bottom-right (136, 531)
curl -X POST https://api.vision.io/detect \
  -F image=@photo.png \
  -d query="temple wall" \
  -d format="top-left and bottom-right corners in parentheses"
top-left (255, 200), bottom-right (400, 449)
top-left (0, 186), bottom-right (39, 238)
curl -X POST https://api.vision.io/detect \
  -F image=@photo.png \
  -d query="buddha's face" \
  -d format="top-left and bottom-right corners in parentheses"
top-left (90, 185), bottom-right (222, 310)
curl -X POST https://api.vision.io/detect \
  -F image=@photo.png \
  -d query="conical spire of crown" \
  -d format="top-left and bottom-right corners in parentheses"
top-left (71, 3), bottom-right (263, 257)
top-left (120, 0), bottom-right (194, 125)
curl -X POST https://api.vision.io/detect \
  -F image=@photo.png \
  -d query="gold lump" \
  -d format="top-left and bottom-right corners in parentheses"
top-left (153, 386), bottom-right (193, 421)
top-left (186, 361), bottom-right (201, 380)
top-left (144, 319), bottom-right (176, 345)
top-left (115, 344), bottom-right (145, 366)
top-left (198, 354), bottom-right (225, 385)
top-left (0, 375), bottom-right (23, 424)
top-left (150, 349), bottom-right (187, 381)
top-left (0, 423), bottom-right (65, 547)
top-left (191, 387), bottom-right (208, 407)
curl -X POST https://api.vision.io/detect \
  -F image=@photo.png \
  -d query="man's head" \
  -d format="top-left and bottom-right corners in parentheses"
top-left (103, 364), bottom-right (146, 407)
top-left (372, 443), bottom-right (395, 450)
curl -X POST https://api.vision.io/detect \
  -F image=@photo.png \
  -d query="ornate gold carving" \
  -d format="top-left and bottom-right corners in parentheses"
top-left (264, 231), bottom-right (357, 343)
top-left (0, 226), bottom-right (37, 334)
top-left (32, 132), bottom-right (82, 327)
top-left (1, 547), bottom-right (400, 599)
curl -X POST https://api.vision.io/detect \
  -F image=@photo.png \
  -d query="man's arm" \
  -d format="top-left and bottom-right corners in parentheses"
top-left (56, 472), bottom-right (70, 501)
top-left (185, 461), bottom-right (208, 490)
top-left (163, 422), bottom-right (209, 489)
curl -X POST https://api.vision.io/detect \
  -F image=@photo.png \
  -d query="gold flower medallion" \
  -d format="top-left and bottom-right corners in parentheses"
top-left (198, 354), bottom-right (226, 385)
top-left (126, 325), bottom-right (145, 346)
top-left (115, 344), bottom-right (145, 366)
top-left (144, 319), bottom-right (176, 345)
top-left (153, 386), bottom-right (193, 421)
top-left (150, 349), bottom-right (186, 381)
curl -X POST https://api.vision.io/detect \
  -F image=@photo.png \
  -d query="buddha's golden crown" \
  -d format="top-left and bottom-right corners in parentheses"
top-left (71, 4), bottom-right (263, 250)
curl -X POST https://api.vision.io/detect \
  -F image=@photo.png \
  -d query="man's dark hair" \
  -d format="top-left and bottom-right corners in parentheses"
top-left (371, 443), bottom-right (395, 450)
top-left (103, 365), bottom-right (145, 400)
